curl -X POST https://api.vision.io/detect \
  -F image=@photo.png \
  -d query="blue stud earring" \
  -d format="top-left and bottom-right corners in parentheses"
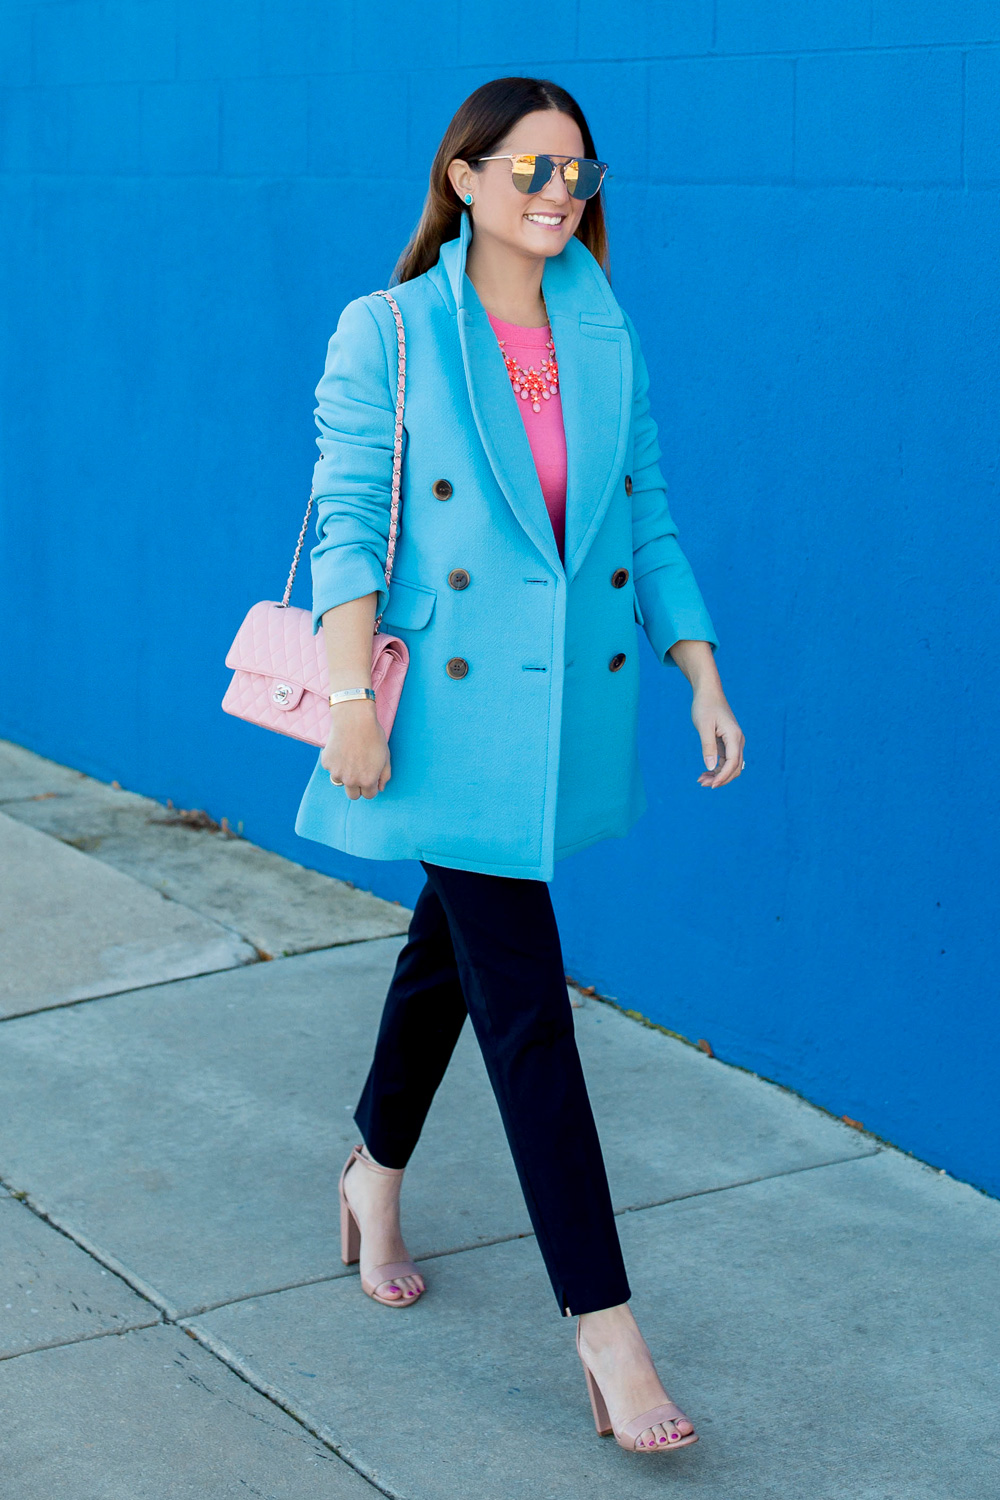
top-left (463, 192), bottom-right (474, 205)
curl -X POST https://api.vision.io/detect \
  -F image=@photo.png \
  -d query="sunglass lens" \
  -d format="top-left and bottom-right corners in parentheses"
top-left (510, 154), bottom-right (554, 194)
top-left (567, 159), bottom-right (603, 200)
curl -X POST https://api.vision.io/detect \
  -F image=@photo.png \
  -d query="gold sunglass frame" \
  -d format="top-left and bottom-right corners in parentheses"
top-left (470, 152), bottom-right (611, 200)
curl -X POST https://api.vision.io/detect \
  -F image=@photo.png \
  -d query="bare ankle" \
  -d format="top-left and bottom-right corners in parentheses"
top-left (579, 1302), bottom-right (631, 1328)
top-left (578, 1303), bottom-right (643, 1351)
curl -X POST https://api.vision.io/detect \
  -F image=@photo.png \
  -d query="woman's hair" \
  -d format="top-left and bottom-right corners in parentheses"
top-left (392, 76), bottom-right (609, 285)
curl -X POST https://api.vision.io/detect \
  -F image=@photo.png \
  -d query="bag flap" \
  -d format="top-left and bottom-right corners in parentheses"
top-left (224, 600), bottom-right (327, 692)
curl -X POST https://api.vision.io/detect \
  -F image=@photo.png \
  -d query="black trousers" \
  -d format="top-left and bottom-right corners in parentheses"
top-left (354, 861), bottom-right (631, 1317)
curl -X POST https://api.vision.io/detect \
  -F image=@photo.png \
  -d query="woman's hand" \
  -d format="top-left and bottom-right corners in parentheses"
top-left (321, 700), bottom-right (391, 800)
top-left (319, 591), bottom-right (390, 799)
top-left (691, 688), bottom-right (744, 788)
top-left (667, 639), bottom-right (746, 789)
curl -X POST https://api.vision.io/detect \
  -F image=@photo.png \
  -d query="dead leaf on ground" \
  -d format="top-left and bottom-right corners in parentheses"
top-left (148, 807), bottom-right (222, 832)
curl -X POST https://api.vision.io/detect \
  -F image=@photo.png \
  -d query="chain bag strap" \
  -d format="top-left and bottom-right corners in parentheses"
top-left (279, 289), bottom-right (406, 624)
top-left (221, 290), bottom-right (411, 749)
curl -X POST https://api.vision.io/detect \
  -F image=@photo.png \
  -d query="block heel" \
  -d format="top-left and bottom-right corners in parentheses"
top-left (340, 1179), bottom-right (361, 1265)
top-left (580, 1352), bottom-right (613, 1436)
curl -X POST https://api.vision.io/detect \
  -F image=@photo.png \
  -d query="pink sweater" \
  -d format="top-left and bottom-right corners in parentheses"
top-left (487, 313), bottom-right (567, 561)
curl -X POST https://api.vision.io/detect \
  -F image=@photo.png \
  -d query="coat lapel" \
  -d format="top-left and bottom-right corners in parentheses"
top-left (543, 243), bottom-right (633, 581)
top-left (432, 211), bottom-right (634, 582)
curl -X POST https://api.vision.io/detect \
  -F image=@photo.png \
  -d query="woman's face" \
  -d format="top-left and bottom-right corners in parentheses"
top-left (449, 109), bottom-right (590, 261)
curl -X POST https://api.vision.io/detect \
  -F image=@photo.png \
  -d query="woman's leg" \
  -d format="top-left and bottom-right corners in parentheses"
top-left (416, 864), bottom-right (695, 1447)
top-left (344, 875), bottom-right (468, 1303)
top-left (420, 860), bottom-right (631, 1319)
top-left (354, 874), bottom-right (468, 1166)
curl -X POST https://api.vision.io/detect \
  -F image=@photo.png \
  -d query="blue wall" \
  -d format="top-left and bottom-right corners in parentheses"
top-left (2, 4), bottom-right (998, 1194)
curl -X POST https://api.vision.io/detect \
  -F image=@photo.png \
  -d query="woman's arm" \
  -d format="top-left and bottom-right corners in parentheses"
top-left (309, 294), bottom-right (400, 799)
top-left (309, 296), bottom-right (399, 634)
top-left (318, 592), bottom-right (391, 800)
top-left (622, 310), bottom-right (720, 667)
top-left (668, 639), bottom-right (745, 789)
top-left (623, 311), bottom-right (744, 788)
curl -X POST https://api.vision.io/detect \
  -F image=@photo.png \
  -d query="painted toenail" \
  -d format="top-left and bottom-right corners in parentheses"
top-left (669, 1433), bottom-right (679, 1441)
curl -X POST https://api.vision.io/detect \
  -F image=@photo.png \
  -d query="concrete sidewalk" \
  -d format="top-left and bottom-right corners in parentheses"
top-left (1, 739), bottom-right (997, 1499)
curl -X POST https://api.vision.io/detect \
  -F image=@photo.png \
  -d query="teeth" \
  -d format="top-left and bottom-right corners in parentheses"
top-left (525, 214), bottom-right (564, 225)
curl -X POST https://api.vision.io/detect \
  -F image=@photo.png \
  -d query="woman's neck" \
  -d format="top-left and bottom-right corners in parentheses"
top-left (464, 232), bottom-right (548, 328)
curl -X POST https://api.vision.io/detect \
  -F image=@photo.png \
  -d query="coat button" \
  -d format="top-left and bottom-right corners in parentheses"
top-left (446, 657), bottom-right (469, 679)
top-left (609, 652), bottom-right (626, 672)
top-left (448, 568), bottom-right (470, 590)
top-left (432, 478), bottom-right (453, 500)
top-left (611, 568), bottom-right (630, 588)
top-left (624, 474), bottom-right (633, 495)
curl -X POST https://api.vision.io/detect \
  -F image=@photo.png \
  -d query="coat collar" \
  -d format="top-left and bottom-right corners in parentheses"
top-left (427, 210), bottom-right (633, 581)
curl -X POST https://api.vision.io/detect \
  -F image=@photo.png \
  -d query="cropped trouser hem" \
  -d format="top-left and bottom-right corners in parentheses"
top-left (354, 861), bottom-right (631, 1317)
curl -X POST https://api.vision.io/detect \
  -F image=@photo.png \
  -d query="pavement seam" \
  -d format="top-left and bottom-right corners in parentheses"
top-left (0, 1177), bottom-right (399, 1497)
top-left (0, 805), bottom-right (265, 955)
top-left (0, 795), bottom-right (409, 953)
top-left (612, 1146), bottom-right (884, 1216)
top-left (170, 1147), bottom-right (884, 1320)
top-left (0, 931), bottom-right (408, 1024)
top-left (0, 1180), bottom-right (185, 1321)
top-left (0, 1317), bottom-right (163, 1364)
top-left (175, 1320), bottom-right (406, 1499)
top-left (0, 970), bottom-right (256, 1024)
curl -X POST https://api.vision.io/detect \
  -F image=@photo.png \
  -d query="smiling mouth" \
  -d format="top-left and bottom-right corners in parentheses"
top-left (524, 212), bottom-right (566, 227)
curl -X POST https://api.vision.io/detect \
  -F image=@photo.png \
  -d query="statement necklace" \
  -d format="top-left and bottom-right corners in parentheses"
top-left (494, 300), bottom-right (560, 413)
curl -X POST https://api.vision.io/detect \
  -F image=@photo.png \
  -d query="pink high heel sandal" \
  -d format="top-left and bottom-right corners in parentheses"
top-left (338, 1144), bottom-right (425, 1309)
top-left (576, 1323), bottom-right (698, 1453)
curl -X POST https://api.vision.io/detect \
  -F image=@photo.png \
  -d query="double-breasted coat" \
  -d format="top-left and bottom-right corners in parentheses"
top-left (294, 209), bottom-right (718, 881)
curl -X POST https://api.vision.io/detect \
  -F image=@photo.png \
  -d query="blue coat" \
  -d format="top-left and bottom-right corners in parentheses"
top-left (294, 210), bottom-right (718, 881)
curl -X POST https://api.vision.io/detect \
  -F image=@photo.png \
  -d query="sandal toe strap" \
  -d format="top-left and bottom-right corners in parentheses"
top-left (364, 1260), bottom-right (420, 1291)
top-left (619, 1402), bottom-right (690, 1446)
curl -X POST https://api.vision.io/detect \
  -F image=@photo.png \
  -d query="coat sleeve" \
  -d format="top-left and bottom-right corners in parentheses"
top-left (623, 310), bottom-right (719, 668)
top-left (308, 296), bottom-right (397, 634)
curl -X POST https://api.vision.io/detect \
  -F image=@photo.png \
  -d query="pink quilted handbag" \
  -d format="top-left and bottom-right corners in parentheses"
top-left (222, 290), bottom-right (409, 748)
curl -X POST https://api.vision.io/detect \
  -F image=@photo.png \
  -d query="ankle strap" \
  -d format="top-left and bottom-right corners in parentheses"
top-left (351, 1144), bottom-right (404, 1177)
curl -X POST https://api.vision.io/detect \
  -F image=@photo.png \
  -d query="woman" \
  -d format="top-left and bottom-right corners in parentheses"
top-left (294, 76), bottom-right (744, 1455)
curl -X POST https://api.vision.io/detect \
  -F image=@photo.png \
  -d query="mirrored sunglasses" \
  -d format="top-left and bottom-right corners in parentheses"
top-left (471, 153), bottom-right (609, 201)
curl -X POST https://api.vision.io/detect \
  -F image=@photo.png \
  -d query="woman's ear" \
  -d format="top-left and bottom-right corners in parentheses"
top-left (447, 158), bottom-right (474, 203)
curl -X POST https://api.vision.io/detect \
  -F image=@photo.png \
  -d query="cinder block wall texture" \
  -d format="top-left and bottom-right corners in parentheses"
top-left (2, 4), bottom-right (998, 1192)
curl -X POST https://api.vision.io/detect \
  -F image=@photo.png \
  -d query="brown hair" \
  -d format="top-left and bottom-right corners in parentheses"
top-left (391, 76), bottom-right (610, 286)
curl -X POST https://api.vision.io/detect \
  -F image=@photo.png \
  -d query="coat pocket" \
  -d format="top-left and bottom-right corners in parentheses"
top-left (381, 577), bottom-right (437, 632)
